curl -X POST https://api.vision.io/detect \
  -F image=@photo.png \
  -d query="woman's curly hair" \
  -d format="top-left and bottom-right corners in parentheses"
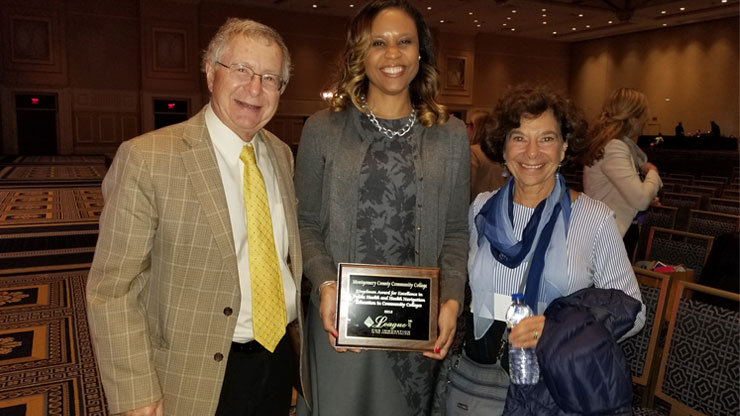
top-left (483, 84), bottom-right (587, 168)
top-left (578, 87), bottom-right (648, 166)
top-left (328, 0), bottom-right (448, 127)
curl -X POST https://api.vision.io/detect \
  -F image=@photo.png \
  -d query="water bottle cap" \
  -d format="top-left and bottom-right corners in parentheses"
top-left (511, 293), bottom-right (524, 301)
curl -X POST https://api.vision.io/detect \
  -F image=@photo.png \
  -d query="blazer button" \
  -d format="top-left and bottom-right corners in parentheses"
top-left (223, 307), bottom-right (233, 316)
top-left (417, 226), bottom-right (421, 231)
top-left (214, 353), bottom-right (224, 362)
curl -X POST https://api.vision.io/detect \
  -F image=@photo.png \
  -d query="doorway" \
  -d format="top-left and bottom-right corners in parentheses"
top-left (15, 93), bottom-right (58, 155)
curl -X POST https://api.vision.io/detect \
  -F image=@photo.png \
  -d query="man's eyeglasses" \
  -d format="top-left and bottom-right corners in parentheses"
top-left (215, 62), bottom-right (286, 93)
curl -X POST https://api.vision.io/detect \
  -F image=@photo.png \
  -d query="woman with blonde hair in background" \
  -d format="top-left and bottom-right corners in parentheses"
top-left (580, 87), bottom-right (662, 259)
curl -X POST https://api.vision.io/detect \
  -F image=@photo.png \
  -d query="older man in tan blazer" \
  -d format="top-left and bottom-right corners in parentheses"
top-left (87, 18), bottom-right (309, 416)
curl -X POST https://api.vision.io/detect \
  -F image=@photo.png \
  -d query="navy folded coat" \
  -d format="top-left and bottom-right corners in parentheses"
top-left (503, 287), bottom-right (641, 415)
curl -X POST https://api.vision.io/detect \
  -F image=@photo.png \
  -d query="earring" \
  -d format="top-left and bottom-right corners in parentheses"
top-left (418, 55), bottom-right (421, 61)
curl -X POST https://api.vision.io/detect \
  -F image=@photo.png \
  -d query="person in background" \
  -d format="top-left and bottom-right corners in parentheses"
top-left (469, 111), bottom-right (508, 201)
top-left (580, 87), bottom-right (662, 259)
top-left (710, 121), bottom-right (721, 137)
top-left (675, 121), bottom-right (685, 137)
top-left (467, 85), bottom-right (645, 412)
top-left (87, 18), bottom-right (309, 416)
top-left (294, 1), bottom-right (469, 414)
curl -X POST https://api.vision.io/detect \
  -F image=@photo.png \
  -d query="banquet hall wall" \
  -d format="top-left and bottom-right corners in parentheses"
top-left (0, 0), bottom-right (737, 155)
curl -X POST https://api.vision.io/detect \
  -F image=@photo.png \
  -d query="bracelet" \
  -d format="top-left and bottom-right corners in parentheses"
top-left (318, 280), bottom-right (337, 296)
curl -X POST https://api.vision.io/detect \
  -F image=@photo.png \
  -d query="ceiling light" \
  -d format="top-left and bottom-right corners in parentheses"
top-left (542, 8), bottom-right (547, 12)
top-left (349, 4), bottom-right (354, 7)
top-left (572, 27), bottom-right (577, 31)
top-left (542, 21), bottom-right (547, 24)
top-left (661, 10), bottom-right (667, 14)
top-left (427, 6), bottom-right (432, 10)
top-left (439, 19), bottom-right (444, 23)
top-left (507, 16), bottom-right (512, 20)
top-left (511, 28), bottom-right (516, 31)
top-left (680, 7), bottom-right (686, 11)
top-left (477, 24), bottom-right (481, 27)
top-left (469, 11), bottom-right (473, 15)
top-left (578, 13), bottom-right (583, 17)
top-left (608, 20), bottom-right (613, 24)
top-left (474, 19), bottom-right (479, 22)
top-left (312, 4), bottom-right (317, 8)
top-left (542, 14), bottom-right (547, 17)
top-left (552, 31), bottom-right (557, 34)
top-left (721, 0), bottom-right (727, 3)
top-left (665, 98), bottom-right (671, 102)
top-left (662, 23), bottom-right (668, 26)
top-left (512, 10), bottom-right (517, 13)
top-left (502, 23), bottom-right (507, 26)
top-left (586, 25), bottom-right (590, 28)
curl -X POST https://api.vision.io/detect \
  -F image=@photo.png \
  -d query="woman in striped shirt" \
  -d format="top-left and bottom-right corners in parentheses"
top-left (465, 85), bottom-right (645, 413)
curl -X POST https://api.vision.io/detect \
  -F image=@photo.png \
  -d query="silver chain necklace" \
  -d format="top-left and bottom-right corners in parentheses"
top-left (362, 102), bottom-right (416, 139)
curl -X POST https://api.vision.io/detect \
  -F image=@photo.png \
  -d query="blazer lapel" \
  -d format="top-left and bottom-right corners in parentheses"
top-left (180, 109), bottom-right (239, 278)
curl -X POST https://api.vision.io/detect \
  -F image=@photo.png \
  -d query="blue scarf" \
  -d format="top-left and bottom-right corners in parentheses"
top-left (474, 175), bottom-right (572, 312)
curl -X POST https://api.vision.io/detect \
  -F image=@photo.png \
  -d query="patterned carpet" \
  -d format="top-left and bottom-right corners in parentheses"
top-left (0, 268), bottom-right (107, 415)
top-left (0, 159), bottom-right (107, 415)
top-left (0, 188), bottom-right (102, 225)
top-left (0, 166), bottom-right (106, 188)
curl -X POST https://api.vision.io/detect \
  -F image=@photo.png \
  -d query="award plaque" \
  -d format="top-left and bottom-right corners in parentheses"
top-left (335, 263), bottom-right (439, 351)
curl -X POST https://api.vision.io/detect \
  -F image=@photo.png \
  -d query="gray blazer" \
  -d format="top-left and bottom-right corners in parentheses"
top-left (295, 105), bottom-right (470, 305)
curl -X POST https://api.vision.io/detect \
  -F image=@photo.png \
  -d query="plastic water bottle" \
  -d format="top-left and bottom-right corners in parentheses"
top-left (505, 293), bottom-right (540, 385)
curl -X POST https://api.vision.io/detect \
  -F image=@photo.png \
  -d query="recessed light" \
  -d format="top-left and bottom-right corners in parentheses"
top-left (507, 16), bottom-right (512, 20)
top-left (552, 31), bottom-right (557, 34)
top-left (542, 14), bottom-right (547, 17)
top-left (680, 7), bottom-right (686, 11)
top-left (474, 19), bottom-right (478, 23)
top-left (312, 4), bottom-right (317, 8)
top-left (477, 24), bottom-right (481, 27)
top-left (427, 6), bottom-right (432, 10)
top-left (439, 19), bottom-right (444, 23)
top-left (665, 98), bottom-right (671, 102)
top-left (511, 28), bottom-right (516, 31)
top-left (662, 23), bottom-right (668, 26)
top-left (721, 0), bottom-right (727, 3)
top-left (349, 4), bottom-right (354, 7)
top-left (578, 13), bottom-right (583, 17)
top-left (469, 11), bottom-right (473, 15)
top-left (542, 21), bottom-right (547, 25)
top-left (512, 10), bottom-right (517, 13)
top-left (608, 20), bottom-right (613, 24)
top-left (502, 23), bottom-right (507, 26)
top-left (542, 8), bottom-right (547, 12)
top-left (661, 10), bottom-right (667, 14)
top-left (572, 27), bottom-right (577, 30)
top-left (586, 25), bottom-right (590, 28)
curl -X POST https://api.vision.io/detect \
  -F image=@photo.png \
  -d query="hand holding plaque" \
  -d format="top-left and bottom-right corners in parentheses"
top-left (335, 263), bottom-right (439, 351)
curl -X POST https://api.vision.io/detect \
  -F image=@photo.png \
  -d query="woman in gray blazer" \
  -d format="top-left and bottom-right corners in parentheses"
top-left (294, 1), bottom-right (469, 415)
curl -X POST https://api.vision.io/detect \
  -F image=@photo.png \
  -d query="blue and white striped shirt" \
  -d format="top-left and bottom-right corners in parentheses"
top-left (468, 190), bottom-right (646, 339)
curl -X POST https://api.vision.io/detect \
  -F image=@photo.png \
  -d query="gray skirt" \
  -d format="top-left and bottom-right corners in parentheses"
top-left (296, 300), bottom-right (441, 416)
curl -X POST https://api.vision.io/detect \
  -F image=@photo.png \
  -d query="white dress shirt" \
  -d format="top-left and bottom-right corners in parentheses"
top-left (205, 104), bottom-right (297, 343)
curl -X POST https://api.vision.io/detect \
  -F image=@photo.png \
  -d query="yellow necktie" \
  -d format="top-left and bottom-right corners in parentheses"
top-left (240, 144), bottom-right (286, 352)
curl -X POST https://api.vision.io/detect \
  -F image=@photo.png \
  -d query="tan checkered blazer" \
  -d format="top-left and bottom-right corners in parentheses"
top-left (86, 108), bottom-right (310, 415)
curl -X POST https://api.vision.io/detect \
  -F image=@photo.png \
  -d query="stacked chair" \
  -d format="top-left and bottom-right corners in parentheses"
top-left (631, 282), bottom-right (739, 415)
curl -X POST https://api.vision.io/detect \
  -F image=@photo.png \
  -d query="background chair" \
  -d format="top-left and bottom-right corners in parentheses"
top-left (621, 267), bottom-right (671, 407)
top-left (646, 282), bottom-right (739, 415)
top-left (644, 227), bottom-right (713, 278)
top-left (686, 209), bottom-right (740, 237)
top-left (706, 197), bottom-right (740, 215)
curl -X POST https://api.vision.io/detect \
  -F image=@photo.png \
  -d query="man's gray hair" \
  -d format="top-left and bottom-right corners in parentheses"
top-left (202, 18), bottom-right (292, 84)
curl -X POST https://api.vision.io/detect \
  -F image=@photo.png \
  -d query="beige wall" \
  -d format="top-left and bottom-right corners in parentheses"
top-left (1, 0), bottom-right (737, 154)
top-left (570, 17), bottom-right (739, 138)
